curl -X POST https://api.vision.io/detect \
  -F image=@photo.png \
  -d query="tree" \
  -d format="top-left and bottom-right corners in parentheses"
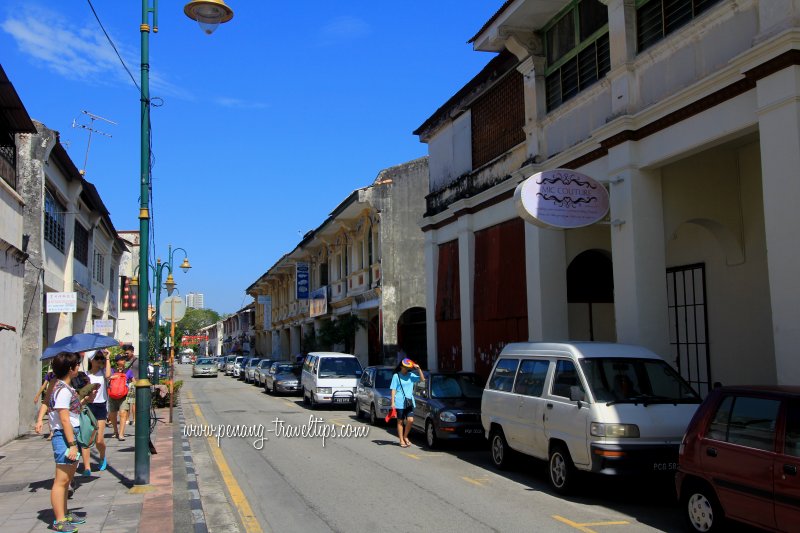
top-left (168, 308), bottom-right (220, 350)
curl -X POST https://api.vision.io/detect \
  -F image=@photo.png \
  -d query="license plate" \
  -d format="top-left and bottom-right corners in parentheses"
top-left (463, 428), bottom-right (482, 434)
top-left (333, 397), bottom-right (351, 404)
top-left (653, 462), bottom-right (678, 471)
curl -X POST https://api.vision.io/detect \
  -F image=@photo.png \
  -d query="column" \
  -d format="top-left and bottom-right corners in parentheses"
top-left (423, 229), bottom-right (439, 371)
top-left (604, 0), bottom-right (638, 116)
top-left (524, 222), bottom-right (568, 341)
top-left (757, 65), bottom-right (800, 385)
top-left (608, 141), bottom-right (670, 357)
top-left (353, 310), bottom-right (369, 365)
top-left (457, 215), bottom-right (475, 372)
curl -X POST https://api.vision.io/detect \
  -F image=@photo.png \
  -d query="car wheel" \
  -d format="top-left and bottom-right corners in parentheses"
top-left (548, 444), bottom-right (576, 495)
top-left (370, 405), bottom-right (380, 426)
top-left (489, 428), bottom-right (512, 470)
top-left (683, 482), bottom-right (724, 532)
top-left (425, 419), bottom-right (438, 449)
top-left (354, 400), bottom-right (363, 419)
top-left (310, 391), bottom-right (318, 408)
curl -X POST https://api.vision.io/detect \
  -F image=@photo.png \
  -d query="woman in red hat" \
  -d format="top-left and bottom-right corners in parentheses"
top-left (390, 358), bottom-right (425, 448)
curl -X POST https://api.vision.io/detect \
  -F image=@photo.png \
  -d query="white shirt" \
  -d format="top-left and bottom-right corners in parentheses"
top-left (49, 381), bottom-right (80, 431)
top-left (89, 370), bottom-right (107, 403)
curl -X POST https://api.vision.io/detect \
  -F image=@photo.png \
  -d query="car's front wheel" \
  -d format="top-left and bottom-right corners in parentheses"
top-left (548, 444), bottom-right (576, 495)
top-left (369, 405), bottom-right (379, 426)
top-left (683, 482), bottom-right (724, 532)
top-left (489, 428), bottom-right (511, 470)
top-left (426, 420), bottom-right (438, 449)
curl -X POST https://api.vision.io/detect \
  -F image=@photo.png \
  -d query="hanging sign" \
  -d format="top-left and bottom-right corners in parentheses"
top-left (515, 168), bottom-right (609, 229)
top-left (296, 262), bottom-right (309, 300)
top-left (93, 319), bottom-right (114, 334)
top-left (47, 292), bottom-right (77, 313)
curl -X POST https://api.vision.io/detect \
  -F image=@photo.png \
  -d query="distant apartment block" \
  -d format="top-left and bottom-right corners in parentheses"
top-left (186, 292), bottom-right (204, 309)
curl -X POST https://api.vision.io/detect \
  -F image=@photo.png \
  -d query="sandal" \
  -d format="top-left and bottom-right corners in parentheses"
top-left (400, 442), bottom-right (410, 448)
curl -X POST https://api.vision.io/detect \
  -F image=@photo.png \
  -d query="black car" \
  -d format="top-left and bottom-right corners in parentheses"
top-left (410, 371), bottom-right (485, 448)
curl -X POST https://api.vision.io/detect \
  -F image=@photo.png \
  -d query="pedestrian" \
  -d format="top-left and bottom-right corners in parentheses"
top-left (48, 351), bottom-right (89, 532)
top-left (390, 358), bottom-right (425, 448)
top-left (108, 355), bottom-right (134, 441)
top-left (86, 350), bottom-right (111, 471)
top-left (122, 344), bottom-right (137, 427)
top-left (34, 366), bottom-right (56, 440)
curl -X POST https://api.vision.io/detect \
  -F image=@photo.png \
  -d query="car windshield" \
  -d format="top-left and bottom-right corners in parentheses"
top-left (430, 374), bottom-right (484, 399)
top-left (375, 369), bottom-right (394, 388)
top-left (579, 358), bottom-right (701, 404)
top-left (235, 357), bottom-right (244, 364)
top-left (248, 359), bottom-right (260, 367)
top-left (275, 364), bottom-right (294, 374)
top-left (196, 358), bottom-right (213, 365)
top-left (259, 360), bottom-right (272, 368)
top-left (318, 357), bottom-right (362, 378)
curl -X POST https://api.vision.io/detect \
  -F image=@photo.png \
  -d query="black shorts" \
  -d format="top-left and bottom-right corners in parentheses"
top-left (88, 402), bottom-right (108, 421)
top-left (396, 407), bottom-right (414, 421)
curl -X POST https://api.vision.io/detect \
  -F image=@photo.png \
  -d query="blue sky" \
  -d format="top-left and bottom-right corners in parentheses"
top-left (2, 1), bottom-right (499, 313)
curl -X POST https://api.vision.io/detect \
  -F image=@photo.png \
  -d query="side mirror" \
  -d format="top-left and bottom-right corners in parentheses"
top-left (569, 386), bottom-right (585, 403)
top-left (355, 370), bottom-right (362, 376)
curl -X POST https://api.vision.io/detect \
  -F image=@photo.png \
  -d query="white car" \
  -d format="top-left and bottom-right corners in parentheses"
top-left (301, 352), bottom-right (362, 407)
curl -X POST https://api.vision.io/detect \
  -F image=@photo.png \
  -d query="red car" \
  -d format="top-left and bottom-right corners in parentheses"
top-left (676, 386), bottom-right (800, 532)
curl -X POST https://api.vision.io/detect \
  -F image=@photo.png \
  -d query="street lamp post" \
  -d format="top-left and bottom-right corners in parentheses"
top-left (135, 0), bottom-right (234, 486)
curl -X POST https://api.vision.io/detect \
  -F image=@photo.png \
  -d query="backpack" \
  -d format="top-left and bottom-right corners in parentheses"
top-left (108, 371), bottom-right (129, 400)
top-left (77, 406), bottom-right (98, 448)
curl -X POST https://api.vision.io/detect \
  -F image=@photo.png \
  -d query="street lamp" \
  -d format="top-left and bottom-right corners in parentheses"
top-left (135, 0), bottom-right (231, 486)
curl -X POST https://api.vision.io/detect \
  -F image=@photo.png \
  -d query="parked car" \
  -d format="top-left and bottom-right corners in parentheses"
top-left (216, 357), bottom-right (227, 371)
top-left (676, 385), bottom-right (800, 532)
top-left (301, 352), bottom-right (363, 407)
top-left (355, 366), bottom-right (395, 425)
top-left (224, 355), bottom-right (237, 375)
top-left (481, 342), bottom-right (701, 494)
top-left (180, 353), bottom-right (192, 364)
top-left (244, 357), bottom-right (262, 383)
top-left (192, 357), bottom-right (218, 378)
top-left (409, 371), bottom-right (485, 448)
top-left (253, 359), bottom-right (274, 386)
top-left (231, 356), bottom-right (246, 377)
top-left (265, 362), bottom-right (302, 395)
top-left (237, 356), bottom-right (254, 379)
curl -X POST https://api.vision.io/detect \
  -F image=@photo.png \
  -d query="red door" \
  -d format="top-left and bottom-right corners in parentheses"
top-left (436, 240), bottom-right (461, 370)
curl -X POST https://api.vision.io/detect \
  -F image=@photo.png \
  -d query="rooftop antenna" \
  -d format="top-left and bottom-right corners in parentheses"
top-left (72, 110), bottom-right (117, 176)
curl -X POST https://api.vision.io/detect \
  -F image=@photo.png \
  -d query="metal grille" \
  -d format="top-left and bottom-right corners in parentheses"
top-left (0, 132), bottom-right (17, 189)
top-left (471, 70), bottom-right (525, 169)
top-left (637, 0), bottom-right (723, 52)
top-left (545, 34), bottom-right (610, 111)
top-left (74, 222), bottom-right (89, 265)
top-left (44, 189), bottom-right (65, 252)
top-left (666, 263), bottom-right (711, 397)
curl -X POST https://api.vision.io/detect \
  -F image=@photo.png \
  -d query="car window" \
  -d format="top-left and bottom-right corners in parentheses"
top-left (488, 359), bottom-right (519, 392)
top-left (785, 401), bottom-right (800, 458)
top-left (196, 358), bottom-right (213, 365)
top-left (513, 360), bottom-right (548, 397)
top-left (318, 357), bottom-right (362, 378)
top-left (430, 374), bottom-right (483, 399)
top-left (551, 360), bottom-right (585, 399)
top-left (414, 380), bottom-right (426, 396)
top-left (360, 372), bottom-right (370, 387)
top-left (375, 369), bottom-right (394, 388)
top-left (707, 395), bottom-right (780, 452)
top-left (276, 364), bottom-right (293, 373)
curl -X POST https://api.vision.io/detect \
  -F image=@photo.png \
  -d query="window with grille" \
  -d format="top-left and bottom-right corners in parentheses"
top-left (471, 70), bottom-right (525, 169)
top-left (93, 250), bottom-right (105, 284)
top-left (544, 0), bottom-right (610, 112)
top-left (74, 222), bottom-right (89, 265)
top-left (44, 189), bottom-right (65, 252)
top-left (637, 0), bottom-right (722, 52)
top-left (1, 132), bottom-right (16, 189)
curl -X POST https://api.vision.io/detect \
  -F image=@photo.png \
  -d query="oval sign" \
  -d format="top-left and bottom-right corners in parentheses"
top-left (514, 168), bottom-right (609, 229)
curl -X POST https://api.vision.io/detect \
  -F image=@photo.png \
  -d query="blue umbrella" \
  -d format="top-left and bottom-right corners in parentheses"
top-left (41, 333), bottom-right (119, 360)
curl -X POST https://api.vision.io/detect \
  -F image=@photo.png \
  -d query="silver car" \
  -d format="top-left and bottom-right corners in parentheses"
top-left (224, 355), bottom-right (237, 375)
top-left (253, 359), bottom-right (274, 386)
top-left (264, 362), bottom-right (302, 395)
top-left (243, 357), bottom-right (262, 383)
top-left (230, 356), bottom-right (245, 376)
top-left (355, 366), bottom-right (394, 425)
top-left (192, 357), bottom-right (218, 378)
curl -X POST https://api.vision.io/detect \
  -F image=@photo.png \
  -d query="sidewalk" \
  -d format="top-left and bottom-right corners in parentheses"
top-left (0, 406), bottom-right (185, 532)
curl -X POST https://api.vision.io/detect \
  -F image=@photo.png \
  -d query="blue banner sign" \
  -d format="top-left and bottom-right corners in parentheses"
top-left (296, 262), bottom-right (310, 300)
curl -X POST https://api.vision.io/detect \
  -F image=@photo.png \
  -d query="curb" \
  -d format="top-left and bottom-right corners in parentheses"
top-left (177, 404), bottom-right (209, 533)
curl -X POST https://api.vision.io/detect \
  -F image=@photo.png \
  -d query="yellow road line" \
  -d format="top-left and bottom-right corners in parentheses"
top-left (402, 452), bottom-right (421, 460)
top-left (553, 515), bottom-right (629, 533)
top-left (461, 476), bottom-right (487, 487)
top-left (185, 390), bottom-right (265, 533)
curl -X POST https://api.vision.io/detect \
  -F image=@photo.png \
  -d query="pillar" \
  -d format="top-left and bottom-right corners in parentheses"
top-left (524, 223), bottom-right (569, 341)
top-left (457, 215), bottom-right (475, 372)
top-left (423, 229), bottom-right (439, 371)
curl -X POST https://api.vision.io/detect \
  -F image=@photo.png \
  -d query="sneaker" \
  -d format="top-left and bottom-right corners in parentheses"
top-left (65, 513), bottom-right (86, 525)
top-left (98, 458), bottom-right (107, 471)
top-left (52, 519), bottom-right (79, 532)
top-left (80, 469), bottom-right (91, 477)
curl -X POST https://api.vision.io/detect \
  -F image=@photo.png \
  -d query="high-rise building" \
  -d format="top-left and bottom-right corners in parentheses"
top-left (186, 292), bottom-right (204, 309)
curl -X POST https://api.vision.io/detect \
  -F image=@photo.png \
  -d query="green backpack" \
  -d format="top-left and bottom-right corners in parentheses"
top-left (77, 405), bottom-right (98, 448)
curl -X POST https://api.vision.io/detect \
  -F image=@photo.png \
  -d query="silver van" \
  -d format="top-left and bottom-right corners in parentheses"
top-left (481, 342), bottom-right (701, 494)
top-left (301, 352), bottom-right (363, 407)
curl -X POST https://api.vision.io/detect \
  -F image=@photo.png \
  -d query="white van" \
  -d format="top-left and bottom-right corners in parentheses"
top-left (481, 342), bottom-right (701, 494)
top-left (301, 352), bottom-right (363, 407)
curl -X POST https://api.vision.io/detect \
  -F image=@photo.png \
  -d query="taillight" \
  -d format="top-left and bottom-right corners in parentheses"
top-left (678, 433), bottom-right (688, 456)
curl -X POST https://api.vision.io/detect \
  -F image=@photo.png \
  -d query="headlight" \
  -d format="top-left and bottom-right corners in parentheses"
top-left (279, 381), bottom-right (298, 386)
top-left (379, 397), bottom-right (391, 407)
top-left (590, 422), bottom-right (640, 438)
top-left (439, 411), bottom-right (457, 423)
top-left (317, 387), bottom-right (332, 394)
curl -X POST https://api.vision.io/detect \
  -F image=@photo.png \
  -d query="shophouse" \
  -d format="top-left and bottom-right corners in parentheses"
top-left (416, 0), bottom-right (800, 392)
top-left (247, 158), bottom-right (428, 367)
top-left (16, 122), bottom-right (126, 432)
top-left (199, 320), bottom-right (223, 356)
top-left (222, 304), bottom-right (255, 355)
top-left (0, 65), bottom-right (38, 445)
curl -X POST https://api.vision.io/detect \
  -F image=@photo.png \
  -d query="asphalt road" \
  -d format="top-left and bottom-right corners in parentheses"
top-left (178, 364), bottom-right (693, 533)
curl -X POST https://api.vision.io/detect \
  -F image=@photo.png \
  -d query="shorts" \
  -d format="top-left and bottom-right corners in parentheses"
top-left (52, 428), bottom-right (83, 465)
top-left (88, 402), bottom-right (108, 421)
top-left (109, 396), bottom-right (130, 413)
top-left (396, 407), bottom-right (414, 421)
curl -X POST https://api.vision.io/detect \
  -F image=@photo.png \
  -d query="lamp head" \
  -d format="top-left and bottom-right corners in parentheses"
top-left (165, 273), bottom-right (176, 296)
top-left (180, 257), bottom-right (192, 273)
top-left (130, 275), bottom-right (139, 287)
top-left (184, 0), bottom-right (234, 35)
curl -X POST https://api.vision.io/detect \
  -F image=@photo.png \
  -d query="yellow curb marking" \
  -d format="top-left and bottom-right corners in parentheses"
top-left (185, 390), bottom-right (265, 533)
top-left (402, 452), bottom-right (421, 460)
top-left (128, 485), bottom-right (157, 494)
top-left (553, 515), bottom-right (629, 533)
top-left (461, 476), bottom-right (488, 487)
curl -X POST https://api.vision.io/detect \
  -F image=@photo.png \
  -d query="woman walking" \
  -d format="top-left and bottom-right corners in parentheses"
top-left (390, 358), bottom-right (425, 448)
top-left (48, 351), bottom-right (88, 532)
top-left (86, 350), bottom-right (111, 471)
top-left (108, 355), bottom-right (134, 440)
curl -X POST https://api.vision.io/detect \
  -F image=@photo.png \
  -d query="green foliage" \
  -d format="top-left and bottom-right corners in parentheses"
top-left (153, 379), bottom-right (183, 408)
top-left (314, 316), bottom-right (366, 353)
top-left (173, 308), bottom-right (220, 348)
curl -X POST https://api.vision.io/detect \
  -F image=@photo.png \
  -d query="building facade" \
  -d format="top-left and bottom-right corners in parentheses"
top-left (199, 320), bottom-right (223, 356)
top-left (0, 65), bottom-right (38, 445)
top-left (247, 158), bottom-right (429, 367)
top-left (186, 292), bottom-right (204, 309)
top-left (117, 230), bottom-right (140, 356)
top-left (222, 304), bottom-right (255, 355)
top-left (416, 0), bottom-right (800, 393)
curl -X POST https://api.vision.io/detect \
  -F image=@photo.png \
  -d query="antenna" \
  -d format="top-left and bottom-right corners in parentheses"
top-left (72, 110), bottom-right (117, 176)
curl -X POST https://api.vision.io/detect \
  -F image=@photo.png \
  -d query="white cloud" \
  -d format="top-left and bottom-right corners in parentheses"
top-left (215, 97), bottom-right (269, 110)
top-left (317, 16), bottom-right (370, 46)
